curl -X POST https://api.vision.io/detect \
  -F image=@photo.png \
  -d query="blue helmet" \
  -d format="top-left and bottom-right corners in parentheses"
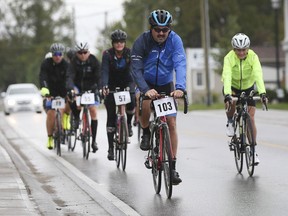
top-left (149, 9), bottom-right (173, 27)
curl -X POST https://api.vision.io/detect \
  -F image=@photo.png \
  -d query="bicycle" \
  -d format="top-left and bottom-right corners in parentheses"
top-left (72, 91), bottom-right (95, 160)
top-left (50, 96), bottom-right (66, 156)
top-left (141, 92), bottom-right (188, 198)
top-left (228, 90), bottom-right (268, 176)
top-left (110, 87), bottom-right (131, 170)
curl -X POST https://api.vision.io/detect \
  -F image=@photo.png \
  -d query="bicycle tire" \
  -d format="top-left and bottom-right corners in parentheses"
top-left (150, 125), bottom-right (161, 194)
top-left (120, 116), bottom-right (127, 171)
top-left (86, 129), bottom-right (90, 160)
top-left (244, 114), bottom-right (255, 176)
top-left (81, 111), bottom-right (88, 159)
top-left (233, 116), bottom-right (243, 173)
top-left (137, 122), bottom-right (142, 143)
top-left (115, 117), bottom-right (121, 168)
top-left (56, 111), bottom-right (62, 156)
top-left (71, 122), bottom-right (78, 152)
top-left (162, 124), bottom-right (173, 198)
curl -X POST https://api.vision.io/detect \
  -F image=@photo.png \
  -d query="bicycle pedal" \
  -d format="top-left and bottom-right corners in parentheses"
top-left (144, 159), bottom-right (152, 169)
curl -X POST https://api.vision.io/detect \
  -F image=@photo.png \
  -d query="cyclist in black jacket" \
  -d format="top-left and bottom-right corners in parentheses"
top-left (39, 43), bottom-right (71, 150)
top-left (101, 29), bottom-right (136, 160)
top-left (66, 42), bottom-right (101, 153)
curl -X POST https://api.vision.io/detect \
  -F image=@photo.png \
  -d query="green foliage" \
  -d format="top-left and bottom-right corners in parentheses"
top-left (0, 0), bottom-right (73, 90)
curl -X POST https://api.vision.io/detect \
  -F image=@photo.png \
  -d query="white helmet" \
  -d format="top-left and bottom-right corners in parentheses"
top-left (50, 43), bottom-right (65, 53)
top-left (231, 33), bottom-right (250, 49)
top-left (75, 42), bottom-right (89, 51)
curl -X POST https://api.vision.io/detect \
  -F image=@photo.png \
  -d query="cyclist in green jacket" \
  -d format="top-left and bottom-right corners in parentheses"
top-left (222, 33), bottom-right (268, 165)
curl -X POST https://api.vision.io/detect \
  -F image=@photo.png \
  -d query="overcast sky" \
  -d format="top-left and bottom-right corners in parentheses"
top-left (64, 0), bottom-right (125, 53)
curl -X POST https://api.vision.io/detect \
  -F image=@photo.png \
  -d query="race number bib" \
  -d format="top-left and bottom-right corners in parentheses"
top-left (114, 91), bottom-right (131, 105)
top-left (80, 92), bottom-right (95, 105)
top-left (153, 97), bottom-right (176, 117)
top-left (51, 98), bottom-right (65, 109)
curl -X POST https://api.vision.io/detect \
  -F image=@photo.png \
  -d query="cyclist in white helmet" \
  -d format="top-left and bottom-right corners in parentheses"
top-left (222, 33), bottom-right (268, 165)
top-left (66, 42), bottom-right (101, 153)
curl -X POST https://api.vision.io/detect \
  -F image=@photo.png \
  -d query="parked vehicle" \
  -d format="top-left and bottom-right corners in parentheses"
top-left (1, 83), bottom-right (43, 115)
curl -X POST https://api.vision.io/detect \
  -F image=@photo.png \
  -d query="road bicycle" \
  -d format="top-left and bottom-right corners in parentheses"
top-left (142, 92), bottom-right (188, 198)
top-left (71, 91), bottom-right (95, 160)
top-left (228, 91), bottom-right (267, 176)
top-left (51, 96), bottom-right (66, 156)
top-left (111, 87), bottom-right (132, 170)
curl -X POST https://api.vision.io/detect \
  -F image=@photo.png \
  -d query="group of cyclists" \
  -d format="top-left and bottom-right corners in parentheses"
top-left (39, 9), bottom-right (268, 186)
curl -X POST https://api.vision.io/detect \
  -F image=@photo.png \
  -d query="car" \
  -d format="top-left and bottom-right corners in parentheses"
top-left (1, 83), bottom-right (43, 115)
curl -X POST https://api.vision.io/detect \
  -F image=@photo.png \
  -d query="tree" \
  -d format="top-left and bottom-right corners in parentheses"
top-left (0, 0), bottom-right (73, 90)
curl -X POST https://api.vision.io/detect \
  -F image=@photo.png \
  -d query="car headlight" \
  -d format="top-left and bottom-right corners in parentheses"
top-left (7, 99), bottom-right (16, 106)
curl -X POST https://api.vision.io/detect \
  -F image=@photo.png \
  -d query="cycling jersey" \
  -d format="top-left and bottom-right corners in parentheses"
top-left (101, 47), bottom-right (134, 91)
top-left (222, 49), bottom-right (266, 95)
top-left (131, 30), bottom-right (186, 93)
top-left (39, 58), bottom-right (69, 97)
top-left (67, 54), bottom-right (100, 92)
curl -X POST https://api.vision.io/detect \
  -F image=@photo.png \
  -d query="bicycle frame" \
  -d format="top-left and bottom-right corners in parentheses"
top-left (229, 91), bottom-right (267, 176)
top-left (141, 92), bottom-right (188, 199)
top-left (111, 87), bottom-right (130, 170)
top-left (50, 96), bottom-right (65, 157)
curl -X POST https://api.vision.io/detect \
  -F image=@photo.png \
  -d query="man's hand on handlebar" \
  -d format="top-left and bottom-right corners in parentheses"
top-left (171, 89), bottom-right (184, 98)
top-left (102, 86), bottom-right (109, 96)
top-left (145, 89), bottom-right (158, 99)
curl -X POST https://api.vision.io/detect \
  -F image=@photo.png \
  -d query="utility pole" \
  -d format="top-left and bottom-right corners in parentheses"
top-left (200, 0), bottom-right (212, 106)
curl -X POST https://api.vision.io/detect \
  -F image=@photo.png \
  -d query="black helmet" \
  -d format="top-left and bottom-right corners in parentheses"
top-left (149, 9), bottom-right (173, 27)
top-left (111, 29), bottom-right (127, 42)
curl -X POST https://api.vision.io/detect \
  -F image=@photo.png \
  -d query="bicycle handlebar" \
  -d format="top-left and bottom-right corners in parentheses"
top-left (139, 91), bottom-right (189, 116)
top-left (226, 92), bottom-right (268, 112)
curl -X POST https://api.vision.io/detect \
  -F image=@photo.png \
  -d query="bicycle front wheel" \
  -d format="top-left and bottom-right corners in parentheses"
top-left (233, 117), bottom-right (243, 173)
top-left (55, 111), bottom-right (62, 156)
top-left (120, 116), bottom-right (127, 171)
top-left (150, 125), bottom-right (161, 194)
top-left (162, 124), bottom-right (173, 199)
top-left (244, 114), bottom-right (255, 176)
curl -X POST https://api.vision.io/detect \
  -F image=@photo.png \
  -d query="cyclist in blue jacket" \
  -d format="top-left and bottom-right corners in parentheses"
top-left (131, 9), bottom-right (186, 185)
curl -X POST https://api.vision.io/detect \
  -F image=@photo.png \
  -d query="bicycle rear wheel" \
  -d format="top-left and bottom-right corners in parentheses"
top-left (55, 111), bottom-right (62, 156)
top-left (81, 112), bottom-right (89, 159)
top-left (233, 117), bottom-right (243, 173)
top-left (162, 124), bottom-right (173, 198)
top-left (120, 116), bottom-right (128, 171)
top-left (244, 114), bottom-right (255, 176)
top-left (150, 126), bottom-right (161, 194)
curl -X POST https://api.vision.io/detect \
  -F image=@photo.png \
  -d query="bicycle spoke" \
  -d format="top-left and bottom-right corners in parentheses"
top-left (151, 126), bottom-right (161, 194)
top-left (245, 115), bottom-right (255, 176)
top-left (162, 125), bottom-right (173, 198)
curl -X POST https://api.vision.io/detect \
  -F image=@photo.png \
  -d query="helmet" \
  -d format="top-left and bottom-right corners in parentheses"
top-left (149, 9), bottom-right (173, 27)
top-left (50, 43), bottom-right (65, 53)
top-left (231, 33), bottom-right (250, 49)
top-left (45, 52), bottom-right (52, 59)
top-left (66, 48), bottom-right (75, 60)
top-left (75, 42), bottom-right (89, 51)
top-left (111, 29), bottom-right (127, 42)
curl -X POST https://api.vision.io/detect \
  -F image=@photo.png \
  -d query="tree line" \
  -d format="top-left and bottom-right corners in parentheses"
top-left (0, 0), bottom-right (284, 90)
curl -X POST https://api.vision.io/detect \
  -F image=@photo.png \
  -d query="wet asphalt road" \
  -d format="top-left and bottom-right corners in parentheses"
top-left (1, 107), bottom-right (288, 216)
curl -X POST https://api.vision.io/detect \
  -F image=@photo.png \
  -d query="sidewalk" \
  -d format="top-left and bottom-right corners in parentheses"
top-left (0, 144), bottom-right (38, 215)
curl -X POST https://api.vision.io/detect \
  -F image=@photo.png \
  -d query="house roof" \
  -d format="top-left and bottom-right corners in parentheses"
top-left (250, 46), bottom-right (285, 67)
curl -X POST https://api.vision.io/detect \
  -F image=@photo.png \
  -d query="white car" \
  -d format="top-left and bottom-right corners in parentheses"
top-left (1, 83), bottom-right (43, 115)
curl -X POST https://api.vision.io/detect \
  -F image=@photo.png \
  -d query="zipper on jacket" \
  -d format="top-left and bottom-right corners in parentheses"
top-left (240, 59), bottom-right (242, 90)
top-left (155, 46), bottom-right (161, 85)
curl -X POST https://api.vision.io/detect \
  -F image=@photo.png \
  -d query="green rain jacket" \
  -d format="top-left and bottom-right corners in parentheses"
top-left (222, 49), bottom-right (266, 95)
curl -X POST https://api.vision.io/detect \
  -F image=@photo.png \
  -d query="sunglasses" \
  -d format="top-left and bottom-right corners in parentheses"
top-left (113, 40), bottom-right (125, 44)
top-left (53, 52), bottom-right (63, 57)
top-left (153, 27), bottom-right (170, 33)
top-left (77, 51), bottom-right (88, 55)
top-left (234, 49), bottom-right (248, 53)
